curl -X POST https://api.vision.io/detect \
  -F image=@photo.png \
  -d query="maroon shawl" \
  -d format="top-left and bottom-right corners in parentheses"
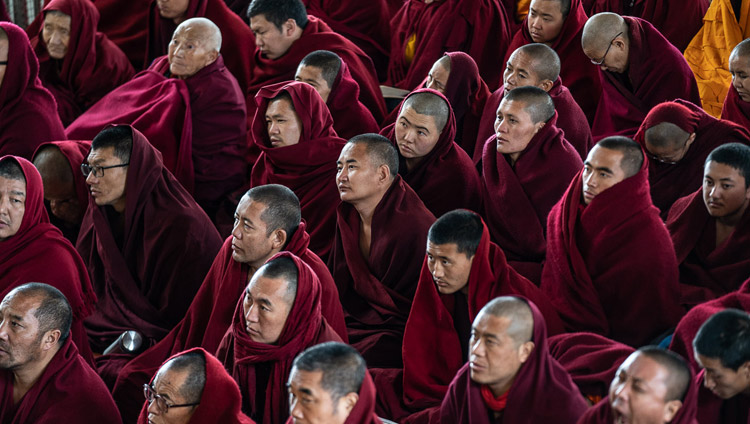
top-left (0, 1), bottom-right (9, 21)
top-left (93, 0), bottom-right (151, 69)
top-left (439, 298), bottom-right (588, 424)
top-left (250, 81), bottom-right (346, 260)
top-left (694, 370), bottom-right (750, 424)
top-left (328, 176), bottom-right (435, 368)
top-left (721, 83), bottom-right (750, 129)
top-left (285, 371), bottom-right (380, 424)
top-left (591, 17), bottom-right (701, 141)
top-left (327, 59), bottom-right (381, 140)
top-left (216, 252), bottom-right (342, 424)
top-left (30, 0), bottom-right (134, 126)
top-left (0, 22), bottom-right (65, 160)
top-left (541, 153), bottom-right (684, 347)
top-left (481, 112), bottom-right (582, 283)
top-left (0, 338), bottom-right (120, 424)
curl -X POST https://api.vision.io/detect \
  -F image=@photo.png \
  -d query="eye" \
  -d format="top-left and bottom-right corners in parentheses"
top-left (418, 130), bottom-right (426, 136)
top-left (599, 172), bottom-right (609, 178)
top-left (722, 184), bottom-right (733, 189)
top-left (261, 305), bottom-right (271, 312)
top-left (427, 254), bottom-right (434, 262)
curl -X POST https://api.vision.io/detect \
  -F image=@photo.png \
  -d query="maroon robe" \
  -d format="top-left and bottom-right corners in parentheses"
top-left (0, 1), bottom-right (9, 21)
top-left (216, 252), bottom-right (342, 424)
top-left (327, 59), bottom-right (381, 140)
top-left (721, 83), bottom-right (750, 128)
top-left (694, 370), bottom-right (750, 424)
top-left (439, 298), bottom-right (588, 424)
top-left (591, 17), bottom-right (701, 141)
top-left (93, 0), bottom-right (151, 69)
top-left (481, 112), bottom-right (582, 283)
top-left (328, 176), bottom-right (435, 368)
top-left (0, 22), bottom-right (65, 160)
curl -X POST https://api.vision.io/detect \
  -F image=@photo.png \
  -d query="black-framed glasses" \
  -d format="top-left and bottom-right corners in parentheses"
top-left (143, 384), bottom-right (200, 414)
top-left (646, 134), bottom-right (691, 164)
top-left (81, 162), bottom-right (129, 178)
top-left (591, 31), bottom-right (623, 66)
top-left (0, 61), bottom-right (7, 65)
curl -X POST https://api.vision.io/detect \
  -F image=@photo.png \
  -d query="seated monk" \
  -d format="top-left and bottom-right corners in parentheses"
top-left (217, 253), bottom-right (343, 423)
top-left (635, 100), bottom-right (750, 218)
top-left (76, 125), bottom-right (223, 384)
top-left (250, 81), bottom-right (347, 260)
top-left (667, 143), bottom-right (750, 307)
top-left (0, 283), bottom-right (121, 423)
top-left (380, 89), bottom-right (482, 218)
top-left (581, 13), bottom-right (701, 141)
top-left (440, 296), bottom-right (588, 423)
top-left (505, 0), bottom-right (601, 123)
top-left (722, 38), bottom-right (750, 128)
top-left (287, 342), bottom-right (384, 424)
top-left (111, 184), bottom-right (346, 423)
top-left (295, 50), bottom-right (380, 139)
top-left (329, 134), bottom-right (435, 368)
top-left (30, 0), bottom-right (134, 125)
top-left (578, 347), bottom-right (698, 424)
top-left (0, 155), bottom-right (96, 364)
top-left (481, 86), bottom-right (581, 283)
top-left (138, 348), bottom-right (255, 424)
top-left (0, 23), bottom-right (64, 160)
top-left (476, 43), bottom-right (592, 163)
top-left (541, 137), bottom-right (684, 346)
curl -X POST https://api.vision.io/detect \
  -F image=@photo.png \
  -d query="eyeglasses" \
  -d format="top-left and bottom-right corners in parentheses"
top-left (80, 162), bottom-right (129, 178)
top-left (0, 61), bottom-right (7, 65)
top-left (590, 31), bottom-right (623, 66)
top-left (143, 384), bottom-right (200, 414)
top-left (647, 136), bottom-right (690, 165)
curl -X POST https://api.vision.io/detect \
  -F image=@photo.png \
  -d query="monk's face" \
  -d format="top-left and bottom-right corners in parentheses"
top-left (265, 97), bottom-right (303, 148)
top-left (527, 0), bottom-right (565, 44)
top-left (336, 143), bottom-right (386, 205)
top-left (609, 353), bottom-right (682, 424)
top-left (42, 177), bottom-right (83, 226)
top-left (295, 64), bottom-right (332, 103)
top-left (729, 53), bottom-right (750, 102)
top-left (581, 145), bottom-right (627, 205)
top-left (494, 98), bottom-right (545, 163)
top-left (0, 176), bottom-right (26, 242)
top-left (251, 14), bottom-right (296, 60)
top-left (395, 106), bottom-right (442, 162)
top-left (168, 23), bottom-right (218, 79)
top-left (288, 368), bottom-right (355, 424)
top-left (584, 33), bottom-right (629, 74)
top-left (0, 294), bottom-right (45, 371)
top-left (85, 146), bottom-right (128, 213)
top-left (243, 274), bottom-right (293, 345)
top-left (426, 241), bottom-right (474, 295)
top-left (644, 126), bottom-right (695, 165)
top-left (702, 160), bottom-right (750, 221)
top-left (231, 197), bottom-right (279, 268)
top-left (695, 354), bottom-right (750, 399)
top-left (0, 36), bottom-right (8, 90)
top-left (42, 11), bottom-right (71, 60)
top-left (156, 0), bottom-right (190, 25)
top-left (425, 60), bottom-right (450, 94)
top-left (146, 366), bottom-right (198, 424)
top-left (503, 51), bottom-right (548, 95)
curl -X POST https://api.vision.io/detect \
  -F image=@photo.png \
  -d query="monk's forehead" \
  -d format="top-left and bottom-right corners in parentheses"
top-left (508, 51), bottom-right (542, 76)
top-left (173, 24), bottom-right (212, 43)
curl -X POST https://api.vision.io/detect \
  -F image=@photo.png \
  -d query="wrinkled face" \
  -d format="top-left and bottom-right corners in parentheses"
top-left (168, 24), bottom-right (217, 79)
top-left (0, 294), bottom-right (44, 371)
top-left (243, 274), bottom-right (293, 345)
top-left (251, 15), bottom-right (294, 60)
top-left (288, 368), bottom-right (352, 424)
top-left (426, 241), bottom-right (474, 295)
top-left (425, 61), bottom-right (450, 94)
top-left (85, 146), bottom-right (128, 212)
top-left (43, 177), bottom-right (82, 225)
top-left (695, 354), bottom-right (750, 399)
top-left (582, 145), bottom-right (628, 205)
top-left (156, 0), bottom-right (190, 24)
top-left (609, 353), bottom-right (680, 424)
top-left (42, 12), bottom-right (71, 60)
top-left (395, 106), bottom-right (442, 161)
top-left (265, 98), bottom-right (303, 148)
top-left (295, 64), bottom-right (332, 103)
top-left (336, 143), bottom-right (382, 205)
top-left (231, 197), bottom-right (276, 268)
top-left (494, 98), bottom-right (544, 161)
top-left (527, 0), bottom-right (564, 44)
top-left (584, 34), bottom-right (629, 73)
top-left (0, 176), bottom-right (25, 241)
top-left (0, 36), bottom-right (9, 89)
top-left (146, 366), bottom-right (197, 424)
top-left (469, 312), bottom-right (527, 395)
top-left (702, 161), bottom-right (750, 219)
top-left (729, 53), bottom-right (750, 102)
top-left (503, 51), bottom-right (546, 95)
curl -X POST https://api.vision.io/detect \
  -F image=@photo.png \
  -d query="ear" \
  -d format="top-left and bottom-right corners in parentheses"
top-left (613, 36), bottom-right (626, 50)
top-left (283, 18), bottom-right (297, 36)
top-left (517, 341), bottom-right (535, 364)
top-left (534, 121), bottom-right (546, 134)
top-left (41, 329), bottom-right (61, 351)
top-left (207, 49), bottom-right (219, 64)
top-left (377, 164), bottom-right (391, 184)
top-left (538, 79), bottom-right (554, 92)
top-left (340, 392), bottom-right (359, 416)
top-left (685, 133), bottom-right (697, 149)
top-left (663, 400), bottom-right (682, 422)
top-left (270, 229), bottom-right (288, 250)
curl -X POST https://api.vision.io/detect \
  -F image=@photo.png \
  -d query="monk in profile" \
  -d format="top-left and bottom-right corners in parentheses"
top-left (722, 38), bottom-right (750, 128)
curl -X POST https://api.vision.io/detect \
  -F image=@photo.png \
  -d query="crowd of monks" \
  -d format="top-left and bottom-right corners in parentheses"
top-left (1, 0), bottom-right (750, 422)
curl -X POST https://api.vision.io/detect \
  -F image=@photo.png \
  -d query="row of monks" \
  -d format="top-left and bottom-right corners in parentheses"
top-left (1, 0), bottom-right (750, 422)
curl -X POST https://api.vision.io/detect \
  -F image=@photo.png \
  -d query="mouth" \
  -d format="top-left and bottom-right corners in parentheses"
top-left (246, 326), bottom-right (260, 337)
top-left (707, 201), bottom-right (723, 208)
top-left (399, 144), bottom-right (413, 154)
top-left (231, 242), bottom-right (242, 252)
top-left (469, 361), bottom-right (486, 372)
top-left (270, 138), bottom-right (283, 146)
top-left (583, 190), bottom-right (596, 202)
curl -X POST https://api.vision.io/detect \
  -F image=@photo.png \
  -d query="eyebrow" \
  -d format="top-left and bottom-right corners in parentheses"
top-left (9, 190), bottom-right (25, 197)
top-left (399, 116), bottom-right (431, 133)
top-left (337, 158), bottom-right (359, 165)
top-left (299, 387), bottom-right (314, 396)
top-left (529, 7), bottom-right (554, 18)
top-left (266, 113), bottom-right (288, 120)
top-left (584, 162), bottom-right (614, 174)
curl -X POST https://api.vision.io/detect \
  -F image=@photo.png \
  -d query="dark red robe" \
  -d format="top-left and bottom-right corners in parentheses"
top-left (93, 0), bottom-right (151, 69)
top-left (721, 83), bottom-right (750, 129)
top-left (694, 370), bottom-right (750, 424)
top-left (326, 59), bottom-right (381, 140)
top-left (0, 1), bottom-right (9, 21)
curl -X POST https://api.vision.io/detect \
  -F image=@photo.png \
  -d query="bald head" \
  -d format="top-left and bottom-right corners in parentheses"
top-left (637, 347), bottom-right (692, 402)
top-left (515, 43), bottom-right (560, 82)
top-left (402, 91), bottom-right (451, 133)
top-left (33, 146), bottom-right (74, 185)
top-left (645, 122), bottom-right (691, 149)
top-left (582, 12), bottom-right (627, 52)
top-left (177, 17), bottom-right (222, 52)
top-left (346, 133), bottom-right (399, 177)
top-left (478, 297), bottom-right (534, 346)
top-left (731, 38), bottom-right (750, 61)
top-left (169, 18), bottom-right (221, 78)
top-left (504, 86), bottom-right (555, 124)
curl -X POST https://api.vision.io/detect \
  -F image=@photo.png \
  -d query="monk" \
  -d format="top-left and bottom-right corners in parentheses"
top-left (217, 253), bottom-right (342, 423)
top-left (250, 81), bottom-right (347, 260)
top-left (581, 13), bottom-right (701, 141)
top-left (0, 283), bottom-right (121, 423)
top-left (30, 0), bottom-right (134, 125)
top-left (667, 143), bottom-right (750, 307)
top-left (139, 348), bottom-right (255, 424)
top-left (111, 184), bottom-right (346, 423)
top-left (0, 22), bottom-right (64, 160)
top-left (578, 347), bottom-right (699, 424)
top-left (476, 43), bottom-right (592, 163)
top-left (635, 100), bottom-right (750, 217)
top-left (330, 134), bottom-right (435, 368)
top-left (541, 137), bottom-right (684, 346)
top-left (722, 38), bottom-right (750, 128)
top-left (481, 86), bottom-right (581, 283)
top-left (440, 296), bottom-right (588, 423)
top-left (380, 89), bottom-right (481, 218)
top-left (295, 50), bottom-right (380, 139)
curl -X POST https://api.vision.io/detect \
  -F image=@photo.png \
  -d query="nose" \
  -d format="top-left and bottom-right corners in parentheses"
top-left (426, 79), bottom-right (438, 91)
top-left (495, 118), bottom-right (507, 134)
top-left (470, 338), bottom-right (484, 357)
top-left (337, 166), bottom-right (348, 182)
top-left (432, 262), bottom-right (444, 279)
top-left (231, 221), bottom-right (242, 239)
top-left (530, 16), bottom-right (541, 29)
top-left (290, 396), bottom-right (303, 419)
top-left (584, 171), bottom-right (596, 188)
top-left (147, 397), bottom-right (161, 416)
top-left (85, 171), bottom-right (97, 185)
top-left (269, 121), bottom-right (280, 135)
top-left (612, 382), bottom-right (629, 403)
top-left (245, 302), bottom-right (259, 324)
top-left (709, 185), bottom-right (719, 198)
top-left (506, 71), bottom-right (516, 86)
top-left (703, 374), bottom-right (717, 390)
top-left (255, 35), bottom-right (263, 48)
top-left (49, 31), bottom-right (62, 45)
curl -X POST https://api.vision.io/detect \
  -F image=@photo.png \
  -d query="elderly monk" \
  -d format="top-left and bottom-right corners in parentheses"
top-left (30, 0), bottom-right (134, 125)
top-left (139, 348), bottom-right (255, 424)
top-left (578, 347), bottom-right (698, 424)
top-left (250, 81), bottom-right (347, 260)
top-left (380, 89), bottom-right (481, 218)
top-left (0, 155), bottom-right (96, 364)
top-left (541, 137), bottom-right (684, 346)
top-left (440, 296), bottom-right (588, 423)
top-left (666, 143), bottom-right (750, 308)
top-left (582, 13), bottom-right (701, 141)
top-left (287, 342), bottom-right (383, 424)
top-left (217, 253), bottom-right (342, 423)
top-left (722, 38), bottom-right (750, 128)
top-left (330, 134), bottom-right (435, 368)
top-left (0, 23), bottom-right (64, 160)
top-left (112, 184), bottom-right (346, 423)
top-left (295, 50), bottom-right (380, 139)
top-left (635, 100), bottom-right (750, 218)
top-left (476, 44), bottom-right (592, 163)
top-left (481, 86), bottom-right (581, 283)
top-left (0, 283), bottom-right (121, 424)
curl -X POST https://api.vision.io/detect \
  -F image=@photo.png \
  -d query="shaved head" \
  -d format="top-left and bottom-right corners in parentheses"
top-left (33, 145), bottom-right (74, 185)
top-left (504, 86), bottom-right (555, 124)
top-left (479, 297), bottom-right (534, 346)
top-left (515, 43), bottom-right (560, 82)
top-left (582, 12), bottom-right (628, 52)
top-left (347, 133), bottom-right (400, 177)
top-left (644, 122), bottom-right (691, 149)
top-left (731, 38), bottom-right (750, 61)
top-left (176, 17), bottom-right (222, 52)
top-left (402, 91), bottom-right (451, 133)
top-left (436, 54), bottom-right (452, 73)
top-left (637, 347), bottom-right (692, 402)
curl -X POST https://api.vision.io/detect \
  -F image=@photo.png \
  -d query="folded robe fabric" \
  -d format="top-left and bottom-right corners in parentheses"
top-left (326, 59), bottom-right (380, 140)
top-left (92, 0), bottom-right (151, 69)
top-left (722, 83), bottom-right (750, 128)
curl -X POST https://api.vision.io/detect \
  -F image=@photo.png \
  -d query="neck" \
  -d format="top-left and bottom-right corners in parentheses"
top-left (13, 345), bottom-right (60, 401)
top-left (507, 152), bottom-right (521, 167)
top-left (404, 156), bottom-right (424, 173)
top-left (113, 198), bottom-right (126, 214)
top-left (352, 184), bottom-right (391, 225)
top-left (488, 377), bottom-right (514, 398)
